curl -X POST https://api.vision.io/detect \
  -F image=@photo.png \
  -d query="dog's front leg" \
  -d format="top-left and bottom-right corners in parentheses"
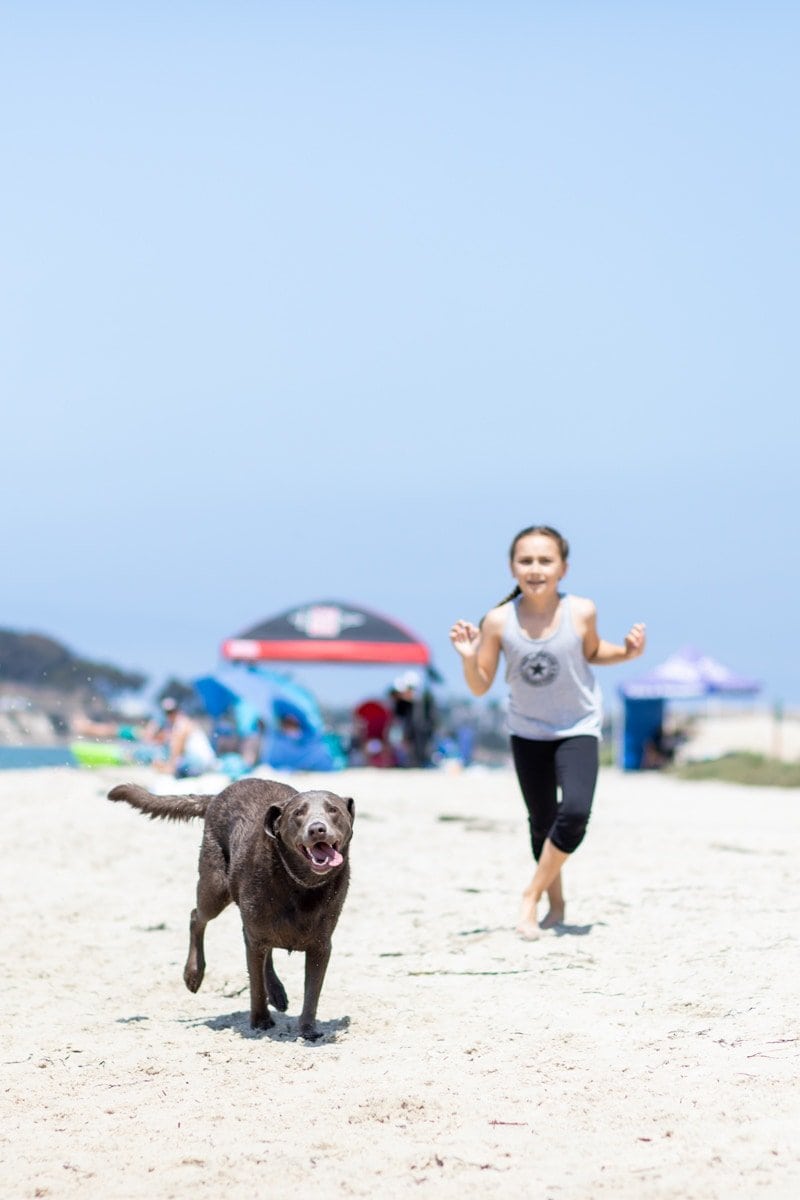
top-left (298, 942), bottom-right (332, 1040)
top-left (244, 935), bottom-right (273, 1030)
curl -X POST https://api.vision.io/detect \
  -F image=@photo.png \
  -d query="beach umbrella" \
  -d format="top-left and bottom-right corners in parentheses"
top-left (192, 674), bottom-right (240, 717)
top-left (220, 599), bottom-right (432, 668)
top-left (619, 646), bottom-right (761, 701)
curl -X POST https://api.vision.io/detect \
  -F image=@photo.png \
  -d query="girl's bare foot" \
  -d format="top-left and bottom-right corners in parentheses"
top-left (516, 892), bottom-right (542, 940)
top-left (516, 918), bottom-right (542, 940)
top-left (539, 905), bottom-right (565, 930)
top-left (542, 871), bottom-right (564, 929)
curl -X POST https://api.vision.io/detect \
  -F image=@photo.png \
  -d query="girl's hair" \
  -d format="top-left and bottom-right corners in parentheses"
top-left (492, 525), bottom-right (570, 608)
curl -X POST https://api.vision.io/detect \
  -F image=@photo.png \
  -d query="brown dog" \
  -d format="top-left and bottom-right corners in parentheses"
top-left (107, 778), bottom-right (354, 1039)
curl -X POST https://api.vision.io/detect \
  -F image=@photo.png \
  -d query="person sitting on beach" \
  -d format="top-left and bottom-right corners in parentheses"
top-left (71, 711), bottom-right (163, 765)
top-left (449, 524), bottom-right (645, 940)
top-left (641, 718), bottom-right (686, 770)
top-left (72, 714), bottom-right (145, 742)
top-left (153, 697), bottom-right (217, 779)
top-left (240, 717), bottom-right (267, 770)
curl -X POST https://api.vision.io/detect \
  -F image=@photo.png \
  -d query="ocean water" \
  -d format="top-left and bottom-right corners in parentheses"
top-left (0, 746), bottom-right (76, 770)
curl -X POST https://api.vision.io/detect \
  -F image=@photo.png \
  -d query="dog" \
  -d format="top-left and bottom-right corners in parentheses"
top-left (107, 778), bottom-right (354, 1040)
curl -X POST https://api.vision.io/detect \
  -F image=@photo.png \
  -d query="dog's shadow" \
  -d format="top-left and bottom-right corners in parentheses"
top-left (187, 1011), bottom-right (350, 1043)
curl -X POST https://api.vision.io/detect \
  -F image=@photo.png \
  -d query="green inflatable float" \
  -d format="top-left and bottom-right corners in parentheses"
top-left (70, 741), bottom-right (128, 767)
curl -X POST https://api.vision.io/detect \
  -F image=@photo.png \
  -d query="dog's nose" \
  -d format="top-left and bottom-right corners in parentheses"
top-left (307, 820), bottom-right (328, 839)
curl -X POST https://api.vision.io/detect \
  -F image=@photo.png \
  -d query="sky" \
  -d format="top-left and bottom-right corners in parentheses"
top-left (3, 1), bottom-right (798, 713)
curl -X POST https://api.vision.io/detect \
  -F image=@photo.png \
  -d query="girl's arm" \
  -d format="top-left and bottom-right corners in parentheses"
top-left (449, 608), bottom-right (504, 696)
top-left (574, 598), bottom-right (646, 665)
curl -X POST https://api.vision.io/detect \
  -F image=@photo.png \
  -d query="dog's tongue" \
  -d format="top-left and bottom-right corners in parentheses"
top-left (311, 843), bottom-right (343, 868)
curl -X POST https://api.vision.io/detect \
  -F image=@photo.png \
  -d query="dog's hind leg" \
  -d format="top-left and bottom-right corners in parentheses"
top-left (264, 951), bottom-right (288, 1012)
top-left (184, 856), bottom-right (230, 994)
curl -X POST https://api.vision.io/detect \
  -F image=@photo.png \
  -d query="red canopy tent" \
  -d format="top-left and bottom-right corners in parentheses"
top-left (221, 599), bottom-right (431, 667)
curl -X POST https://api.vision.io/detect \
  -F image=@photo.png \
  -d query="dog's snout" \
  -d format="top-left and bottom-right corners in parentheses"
top-left (307, 820), bottom-right (328, 840)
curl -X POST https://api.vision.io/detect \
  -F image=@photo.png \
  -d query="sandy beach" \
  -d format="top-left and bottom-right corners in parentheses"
top-left (1, 762), bottom-right (798, 1199)
top-left (678, 709), bottom-right (800, 764)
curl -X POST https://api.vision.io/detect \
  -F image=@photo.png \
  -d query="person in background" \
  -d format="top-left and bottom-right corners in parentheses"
top-left (349, 699), bottom-right (396, 767)
top-left (70, 712), bottom-right (161, 764)
top-left (240, 717), bottom-right (267, 770)
top-left (641, 717), bottom-right (685, 769)
top-left (389, 671), bottom-right (437, 767)
top-left (153, 697), bottom-right (217, 778)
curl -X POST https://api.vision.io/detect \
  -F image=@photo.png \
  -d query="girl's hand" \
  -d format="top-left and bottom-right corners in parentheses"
top-left (449, 619), bottom-right (480, 658)
top-left (624, 623), bottom-right (646, 659)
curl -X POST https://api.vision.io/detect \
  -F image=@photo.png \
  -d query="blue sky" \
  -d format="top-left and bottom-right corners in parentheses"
top-left (3, 1), bottom-right (798, 710)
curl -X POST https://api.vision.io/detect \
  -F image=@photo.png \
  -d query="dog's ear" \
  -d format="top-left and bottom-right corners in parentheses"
top-left (344, 797), bottom-right (355, 821)
top-left (264, 804), bottom-right (283, 840)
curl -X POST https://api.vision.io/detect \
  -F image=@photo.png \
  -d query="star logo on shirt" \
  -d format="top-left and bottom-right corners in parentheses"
top-left (520, 651), bottom-right (559, 687)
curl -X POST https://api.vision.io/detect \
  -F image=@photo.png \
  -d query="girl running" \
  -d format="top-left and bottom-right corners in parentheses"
top-left (449, 525), bottom-right (645, 939)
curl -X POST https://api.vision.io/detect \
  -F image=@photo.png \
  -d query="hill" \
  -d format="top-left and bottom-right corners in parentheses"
top-left (0, 628), bottom-right (146, 704)
top-left (0, 629), bottom-right (149, 745)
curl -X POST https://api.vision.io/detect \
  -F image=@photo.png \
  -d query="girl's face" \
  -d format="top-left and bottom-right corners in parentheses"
top-left (510, 533), bottom-right (567, 598)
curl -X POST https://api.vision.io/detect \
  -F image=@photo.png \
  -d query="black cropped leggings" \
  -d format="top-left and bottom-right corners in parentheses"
top-left (510, 734), bottom-right (599, 859)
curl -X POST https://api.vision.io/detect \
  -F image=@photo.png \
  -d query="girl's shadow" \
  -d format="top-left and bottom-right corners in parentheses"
top-left (549, 921), bottom-right (597, 937)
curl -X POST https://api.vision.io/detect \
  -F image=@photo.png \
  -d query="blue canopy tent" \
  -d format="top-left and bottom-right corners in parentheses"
top-left (193, 666), bottom-right (345, 773)
top-left (618, 647), bottom-right (761, 770)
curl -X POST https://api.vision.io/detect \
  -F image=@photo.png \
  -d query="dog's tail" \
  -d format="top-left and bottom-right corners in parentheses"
top-left (107, 783), bottom-right (212, 823)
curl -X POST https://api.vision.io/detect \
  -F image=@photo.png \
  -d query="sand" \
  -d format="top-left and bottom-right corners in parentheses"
top-left (678, 709), bottom-right (800, 764)
top-left (1, 762), bottom-right (798, 1200)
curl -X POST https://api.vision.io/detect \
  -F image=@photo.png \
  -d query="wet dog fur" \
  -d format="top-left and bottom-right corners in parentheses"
top-left (107, 777), bottom-right (354, 1039)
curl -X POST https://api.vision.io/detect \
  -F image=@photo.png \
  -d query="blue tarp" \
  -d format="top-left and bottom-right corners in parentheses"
top-left (192, 666), bottom-right (343, 772)
top-left (619, 698), bottom-right (665, 771)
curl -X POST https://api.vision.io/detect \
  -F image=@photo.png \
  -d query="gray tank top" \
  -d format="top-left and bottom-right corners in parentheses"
top-left (501, 595), bottom-right (602, 740)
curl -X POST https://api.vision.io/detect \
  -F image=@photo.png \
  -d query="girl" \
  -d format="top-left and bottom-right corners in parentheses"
top-left (449, 525), bottom-right (645, 939)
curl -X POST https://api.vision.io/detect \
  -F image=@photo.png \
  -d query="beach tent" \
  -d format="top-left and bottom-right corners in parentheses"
top-left (217, 602), bottom-right (440, 769)
top-left (220, 599), bottom-right (432, 667)
top-left (620, 647), bottom-right (761, 701)
top-left (193, 666), bottom-right (345, 772)
top-left (195, 666), bottom-right (323, 731)
top-left (618, 646), bottom-right (761, 770)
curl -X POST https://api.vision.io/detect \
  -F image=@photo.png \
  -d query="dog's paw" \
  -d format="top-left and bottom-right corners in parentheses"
top-left (250, 1012), bottom-right (275, 1031)
top-left (298, 1024), bottom-right (323, 1041)
top-left (267, 979), bottom-right (288, 1012)
top-left (183, 964), bottom-right (204, 993)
